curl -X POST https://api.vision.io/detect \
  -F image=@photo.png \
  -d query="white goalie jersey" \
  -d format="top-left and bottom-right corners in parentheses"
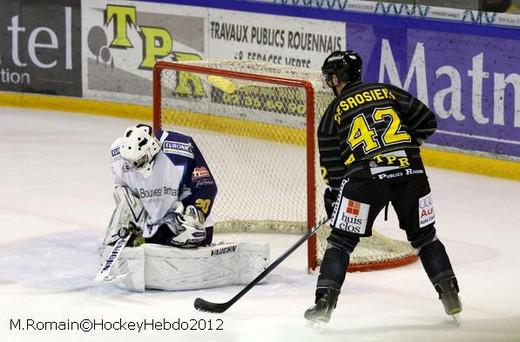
top-left (100, 125), bottom-right (270, 291)
top-left (110, 129), bottom-right (217, 236)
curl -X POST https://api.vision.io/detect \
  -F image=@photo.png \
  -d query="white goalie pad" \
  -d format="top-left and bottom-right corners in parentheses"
top-left (99, 242), bottom-right (270, 291)
top-left (98, 245), bottom-right (146, 292)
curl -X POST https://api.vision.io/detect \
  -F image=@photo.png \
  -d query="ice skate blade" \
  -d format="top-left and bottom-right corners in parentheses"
top-left (306, 319), bottom-right (325, 333)
top-left (451, 314), bottom-right (461, 326)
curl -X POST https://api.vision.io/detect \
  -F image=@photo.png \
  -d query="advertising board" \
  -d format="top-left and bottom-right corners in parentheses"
top-left (0, 0), bottom-right (82, 96)
top-left (347, 24), bottom-right (520, 157)
top-left (82, 0), bottom-right (344, 105)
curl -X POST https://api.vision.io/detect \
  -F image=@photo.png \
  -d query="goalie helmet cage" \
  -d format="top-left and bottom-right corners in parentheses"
top-left (152, 60), bottom-right (417, 272)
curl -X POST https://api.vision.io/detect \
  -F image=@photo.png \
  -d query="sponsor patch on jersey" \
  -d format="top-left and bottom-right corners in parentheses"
top-left (111, 147), bottom-right (121, 161)
top-left (138, 186), bottom-right (178, 199)
top-left (163, 141), bottom-right (194, 159)
top-left (192, 166), bottom-right (210, 180)
top-left (418, 192), bottom-right (435, 228)
top-left (331, 197), bottom-right (370, 234)
top-left (122, 162), bottom-right (133, 173)
top-left (194, 179), bottom-right (215, 189)
top-left (370, 150), bottom-right (408, 175)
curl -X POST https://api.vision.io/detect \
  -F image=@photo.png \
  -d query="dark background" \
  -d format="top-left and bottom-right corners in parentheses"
top-left (0, 0), bottom-right (82, 96)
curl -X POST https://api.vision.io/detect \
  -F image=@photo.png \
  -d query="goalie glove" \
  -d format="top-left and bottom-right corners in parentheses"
top-left (172, 205), bottom-right (206, 247)
top-left (151, 204), bottom-right (206, 248)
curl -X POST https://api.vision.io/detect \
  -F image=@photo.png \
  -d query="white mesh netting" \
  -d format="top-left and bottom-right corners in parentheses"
top-left (155, 60), bottom-right (416, 271)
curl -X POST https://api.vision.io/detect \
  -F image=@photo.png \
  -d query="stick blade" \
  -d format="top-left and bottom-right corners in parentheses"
top-left (194, 297), bottom-right (230, 313)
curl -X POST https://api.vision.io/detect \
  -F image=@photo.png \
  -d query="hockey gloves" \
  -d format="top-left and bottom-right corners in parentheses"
top-left (155, 204), bottom-right (206, 248)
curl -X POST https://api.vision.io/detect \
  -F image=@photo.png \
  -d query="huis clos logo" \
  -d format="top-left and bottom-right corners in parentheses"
top-left (333, 197), bottom-right (369, 235)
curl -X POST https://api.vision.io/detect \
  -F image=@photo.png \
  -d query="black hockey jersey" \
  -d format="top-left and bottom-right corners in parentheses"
top-left (318, 81), bottom-right (437, 191)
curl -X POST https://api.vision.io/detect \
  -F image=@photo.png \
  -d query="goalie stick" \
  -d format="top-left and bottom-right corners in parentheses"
top-left (95, 233), bottom-right (132, 283)
top-left (96, 187), bottom-right (145, 283)
top-left (194, 217), bottom-right (329, 313)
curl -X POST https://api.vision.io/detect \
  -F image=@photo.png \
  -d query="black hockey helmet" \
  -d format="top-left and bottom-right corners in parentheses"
top-left (321, 50), bottom-right (362, 88)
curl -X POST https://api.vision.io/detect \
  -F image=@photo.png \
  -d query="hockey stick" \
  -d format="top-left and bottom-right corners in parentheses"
top-left (96, 187), bottom-right (145, 283)
top-left (194, 217), bottom-right (329, 313)
top-left (95, 233), bottom-right (132, 283)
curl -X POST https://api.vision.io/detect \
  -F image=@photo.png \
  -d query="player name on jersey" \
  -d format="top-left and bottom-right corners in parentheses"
top-left (335, 87), bottom-right (396, 117)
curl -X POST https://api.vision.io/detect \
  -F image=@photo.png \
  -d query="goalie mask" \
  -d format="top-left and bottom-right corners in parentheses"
top-left (119, 124), bottom-right (161, 177)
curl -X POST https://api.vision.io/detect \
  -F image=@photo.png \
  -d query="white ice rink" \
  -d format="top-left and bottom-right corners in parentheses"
top-left (1, 107), bottom-right (519, 342)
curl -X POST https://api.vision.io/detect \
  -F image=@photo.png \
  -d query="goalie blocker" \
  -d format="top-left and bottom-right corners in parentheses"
top-left (99, 242), bottom-right (269, 292)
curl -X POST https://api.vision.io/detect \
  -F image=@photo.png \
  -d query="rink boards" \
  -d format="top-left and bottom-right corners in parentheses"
top-left (0, 0), bottom-right (519, 177)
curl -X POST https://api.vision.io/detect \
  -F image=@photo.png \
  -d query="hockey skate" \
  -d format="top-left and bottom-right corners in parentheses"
top-left (435, 277), bottom-right (462, 324)
top-left (304, 289), bottom-right (339, 332)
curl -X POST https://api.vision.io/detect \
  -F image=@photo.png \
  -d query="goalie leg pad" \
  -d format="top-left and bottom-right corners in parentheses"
top-left (143, 242), bottom-right (270, 291)
top-left (99, 245), bottom-right (145, 292)
top-left (98, 242), bottom-right (269, 291)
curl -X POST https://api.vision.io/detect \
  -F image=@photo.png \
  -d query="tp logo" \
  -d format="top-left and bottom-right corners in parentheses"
top-left (86, 4), bottom-right (203, 70)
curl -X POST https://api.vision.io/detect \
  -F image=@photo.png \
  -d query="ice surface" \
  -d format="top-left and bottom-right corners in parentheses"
top-left (1, 107), bottom-right (519, 342)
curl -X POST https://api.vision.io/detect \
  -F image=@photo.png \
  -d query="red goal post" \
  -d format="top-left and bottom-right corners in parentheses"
top-left (152, 60), bottom-right (417, 272)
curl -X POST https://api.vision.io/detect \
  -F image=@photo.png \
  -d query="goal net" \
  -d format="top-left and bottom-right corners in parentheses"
top-left (153, 60), bottom-right (417, 271)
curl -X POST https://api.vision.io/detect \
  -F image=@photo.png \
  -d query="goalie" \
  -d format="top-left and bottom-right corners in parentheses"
top-left (98, 124), bottom-right (269, 291)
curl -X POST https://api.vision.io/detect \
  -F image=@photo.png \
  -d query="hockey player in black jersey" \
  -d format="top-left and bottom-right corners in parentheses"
top-left (304, 50), bottom-right (461, 326)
